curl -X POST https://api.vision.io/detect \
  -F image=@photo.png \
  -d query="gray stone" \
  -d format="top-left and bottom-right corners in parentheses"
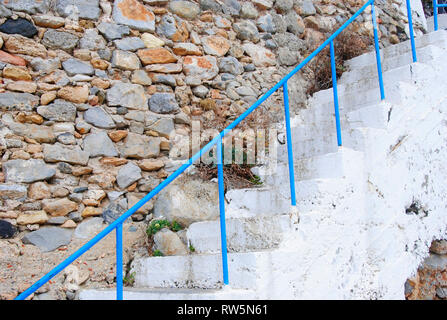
top-left (274, 0), bottom-right (293, 12)
top-left (97, 22), bottom-right (130, 41)
top-left (147, 118), bottom-right (175, 138)
top-left (0, 220), bottom-right (16, 239)
top-left (111, 50), bottom-right (141, 71)
top-left (79, 29), bottom-right (106, 50)
top-left (150, 74), bottom-right (176, 87)
top-left (0, 18), bottom-right (38, 38)
top-left (192, 85), bottom-right (209, 98)
top-left (219, 57), bottom-right (244, 75)
top-left (265, 39), bottom-right (277, 49)
top-left (58, 162), bottom-right (73, 174)
top-left (4, 159), bottom-right (56, 183)
top-left (74, 217), bottom-right (104, 239)
top-left (114, 37), bottom-right (145, 51)
top-left (168, 1), bottom-right (200, 20)
top-left (116, 162), bottom-right (142, 189)
top-left (153, 228), bottom-right (188, 256)
top-left (235, 86), bottom-right (256, 96)
top-left (278, 47), bottom-right (300, 66)
top-left (1, 0), bottom-right (49, 14)
top-left (153, 178), bottom-right (218, 226)
top-left (234, 21), bottom-right (259, 42)
top-left (42, 29), bottom-right (79, 51)
top-left (0, 184), bottom-right (27, 200)
top-left (37, 100), bottom-right (77, 122)
top-left (102, 201), bottom-right (127, 224)
top-left (423, 253), bottom-right (447, 271)
top-left (62, 58), bottom-right (95, 76)
top-left (107, 191), bottom-right (125, 202)
top-left (257, 14), bottom-right (276, 34)
top-left (0, 92), bottom-right (39, 111)
top-left (436, 287), bottom-right (447, 299)
top-left (156, 15), bottom-right (177, 39)
top-left (131, 70), bottom-right (152, 86)
top-left (295, 0), bottom-right (316, 16)
top-left (56, 132), bottom-right (75, 145)
top-left (43, 144), bottom-right (90, 165)
top-left (22, 226), bottom-right (73, 252)
top-left (285, 11), bottom-right (305, 35)
top-left (148, 93), bottom-right (179, 114)
top-left (122, 132), bottom-right (160, 159)
top-left (199, 0), bottom-right (221, 12)
top-left (138, 176), bottom-right (161, 192)
top-left (47, 216), bottom-right (68, 225)
top-left (83, 107), bottom-right (116, 129)
top-left (55, 0), bottom-right (101, 20)
top-left (30, 57), bottom-right (61, 75)
top-left (83, 131), bottom-right (118, 157)
top-left (240, 2), bottom-right (258, 19)
top-left (0, 3), bottom-right (12, 17)
top-left (107, 82), bottom-right (148, 110)
top-left (221, 0), bottom-right (240, 16)
top-left (112, 0), bottom-right (155, 32)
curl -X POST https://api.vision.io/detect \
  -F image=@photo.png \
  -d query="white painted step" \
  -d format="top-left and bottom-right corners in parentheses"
top-left (312, 60), bottom-right (435, 107)
top-left (344, 30), bottom-right (447, 69)
top-left (427, 14), bottom-right (447, 32)
top-left (79, 287), bottom-right (256, 300)
top-left (186, 214), bottom-right (298, 254)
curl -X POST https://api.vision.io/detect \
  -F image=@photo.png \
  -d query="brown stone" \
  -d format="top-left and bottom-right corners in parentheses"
top-left (127, 182), bottom-right (137, 192)
top-left (171, 21), bottom-right (189, 42)
top-left (40, 92), bottom-right (57, 105)
top-left (116, 0), bottom-right (155, 26)
top-left (17, 211), bottom-right (48, 225)
top-left (4, 35), bottom-right (47, 58)
top-left (90, 58), bottom-right (109, 70)
top-left (91, 78), bottom-right (110, 89)
top-left (137, 48), bottom-right (177, 65)
top-left (61, 220), bottom-right (77, 228)
top-left (173, 43), bottom-right (202, 56)
top-left (72, 166), bottom-right (93, 176)
top-left (81, 207), bottom-right (102, 218)
top-left (28, 182), bottom-right (51, 200)
top-left (3, 66), bottom-right (32, 81)
top-left (202, 36), bottom-right (230, 57)
top-left (43, 198), bottom-right (78, 216)
top-left (6, 81), bottom-right (37, 93)
top-left (57, 85), bottom-right (89, 103)
top-left (100, 157), bottom-right (128, 166)
top-left (139, 159), bottom-right (164, 171)
top-left (0, 50), bottom-right (27, 66)
top-left (108, 130), bottom-right (128, 142)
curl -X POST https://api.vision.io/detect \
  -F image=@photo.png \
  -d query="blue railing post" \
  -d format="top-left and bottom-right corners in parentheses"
top-left (406, 0), bottom-right (418, 62)
top-left (434, 0), bottom-right (439, 31)
top-left (116, 224), bottom-right (123, 300)
top-left (283, 82), bottom-right (297, 206)
top-left (216, 136), bottom-right (229, 286)
top-left (330, 41), bottom-right (343, 147)
top-left (371, 1), bottom-right (386, 100)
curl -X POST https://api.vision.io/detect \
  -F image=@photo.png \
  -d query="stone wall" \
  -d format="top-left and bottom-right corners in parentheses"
top-left (0, 0), bottom-right (427, 295)
top-left (406, 239), bottom-right (447, 300)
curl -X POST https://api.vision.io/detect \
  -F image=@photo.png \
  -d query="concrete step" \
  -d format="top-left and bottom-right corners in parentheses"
top-left (130, 251), bottom-right (269, 290)
top-left (344, 30), bottom-right (447, 70)
top-left (79, 287), bottom-right (256, 300)
top-left (264, 147), bottom-right (364, 185)
top-left (311, 61), bottom-right (434, 108)
top-left (186, 214), bottom-right (298, 254)
top-left (338, 45), bottom-right (446, 86)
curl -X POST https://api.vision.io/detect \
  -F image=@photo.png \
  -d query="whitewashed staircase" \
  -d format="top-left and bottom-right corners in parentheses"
top-left (80, 30), bottom-right (447, 300)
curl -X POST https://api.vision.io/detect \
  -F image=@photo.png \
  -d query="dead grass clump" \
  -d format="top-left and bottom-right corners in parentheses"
top-left (306, 24), bottom-right (372, 96)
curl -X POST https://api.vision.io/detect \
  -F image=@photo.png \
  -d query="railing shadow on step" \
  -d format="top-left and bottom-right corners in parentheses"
top-left (14, 0), bottom-right (419, 300)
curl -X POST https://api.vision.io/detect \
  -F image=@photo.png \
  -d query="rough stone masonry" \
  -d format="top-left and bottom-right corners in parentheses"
top-left (0, 0), bottom-right (427, 299)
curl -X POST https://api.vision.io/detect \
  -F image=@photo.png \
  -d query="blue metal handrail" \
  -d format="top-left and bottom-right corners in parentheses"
top-left (434, 0), bottom-right (447, 31)
top-left (15, 0), bottom-right (419, 300)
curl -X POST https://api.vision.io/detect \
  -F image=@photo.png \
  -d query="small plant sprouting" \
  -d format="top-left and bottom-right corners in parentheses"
top-left (171, 220), bottom-right (183, 232)
top-left (146, 219), bottom-right (183, 236)
top-left (189, 244), bottom-right (196, 253)
top-left (153, 250), bottom-right (164, 257)
top-left (123, 272), bottom-right (135, 287)
top-left (249, 174), bottom-right (263, 186)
